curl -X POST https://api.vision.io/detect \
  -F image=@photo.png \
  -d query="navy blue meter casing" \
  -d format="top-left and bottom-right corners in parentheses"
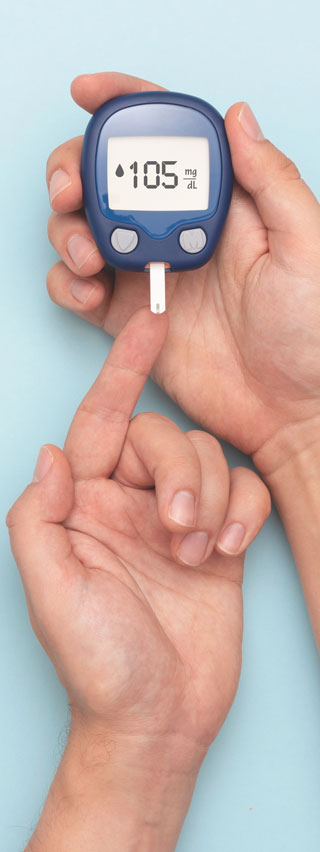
top-left (81, 91), bottom-right (233, 273)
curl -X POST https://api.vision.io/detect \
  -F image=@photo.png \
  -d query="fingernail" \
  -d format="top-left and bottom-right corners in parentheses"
top-left (49, 169), bottom-right (72, 203)
top-left (67, 234), bottom-right (98, 269)
top-left (169, 491), bottom-right (195, 527)
top-left (238, 103), bottom-right (265, 141)
top-left (217, 522), bottom-right (246, 554)
top-left (69, 278), bottom-right (99, 305)
top-left (177, 532), bottom-right (209, 566)
top-left (32, 446), bottom-right (54, 482)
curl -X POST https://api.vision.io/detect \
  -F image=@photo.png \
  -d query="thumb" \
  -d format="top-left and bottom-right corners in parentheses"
top-left (225, 102), bottom-right (320, 264)
top-left (6, 445), bottom-right (77, 612)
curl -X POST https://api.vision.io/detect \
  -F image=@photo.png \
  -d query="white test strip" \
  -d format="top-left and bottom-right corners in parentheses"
top-left (149, 262), bottom-right (166, 314)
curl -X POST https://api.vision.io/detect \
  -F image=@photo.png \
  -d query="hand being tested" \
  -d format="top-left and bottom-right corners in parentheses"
top-left (46, 72), bottom-right (320, 466)
top-left (7, 307), bottom-right (269, 852)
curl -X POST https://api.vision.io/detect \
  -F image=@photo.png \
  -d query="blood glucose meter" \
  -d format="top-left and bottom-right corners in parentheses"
top-left (81, 91), bottom-right (233, 312)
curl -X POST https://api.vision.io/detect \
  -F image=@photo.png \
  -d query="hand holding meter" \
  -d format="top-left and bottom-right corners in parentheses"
top-left (81, 91), bottom-right (233, 312)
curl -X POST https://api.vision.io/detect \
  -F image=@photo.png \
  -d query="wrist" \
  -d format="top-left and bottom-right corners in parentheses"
top-left (253, 416), bottom-right (320, 650)
top-left (252, 415), bottom-right (320, 484)
top-left (59, 717), bottom-right (204, 852)
top-left (27, 713), bottom-right (206, 852)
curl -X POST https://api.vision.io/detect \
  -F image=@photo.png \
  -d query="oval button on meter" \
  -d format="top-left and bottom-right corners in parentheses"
top-left (110, 228), bottom-right (138, 253)
top-left (81, 90), bottom-right (233, 274)
top-left (179, 228), bottom-right (207, 254)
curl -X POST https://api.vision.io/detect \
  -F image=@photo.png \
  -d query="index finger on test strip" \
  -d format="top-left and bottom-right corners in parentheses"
top-left (64, 306), bottom-right (168, 480)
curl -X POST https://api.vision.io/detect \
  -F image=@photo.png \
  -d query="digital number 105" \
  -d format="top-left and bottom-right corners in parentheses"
top-left (130, 160), bottom-right (178, 189)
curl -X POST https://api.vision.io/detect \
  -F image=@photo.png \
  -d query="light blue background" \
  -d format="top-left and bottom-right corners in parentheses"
top-left (1, 0), bottom-right (320, 849)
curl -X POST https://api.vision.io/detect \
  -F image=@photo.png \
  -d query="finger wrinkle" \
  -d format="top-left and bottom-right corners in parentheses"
top-left (107, 359), bottom-right (150, 379)
top-left (77, 402), bottom-right (129, 424)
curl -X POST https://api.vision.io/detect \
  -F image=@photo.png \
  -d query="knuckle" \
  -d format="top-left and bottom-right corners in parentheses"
top-left (46, 264), bottom-right (60, 298)
top-left (46, 267), bottom-right (53, 295)
top-left (130, 411), bottom-right (174, 430)
top-left (277, 153), bottom-right (301, 182)
top-left (47, 211), bottom-right (59, 243)
top-left (186, 429), bottom-right (206, 441)
top-left (46, 144), bottom-right (65, 179)
top-left (6, 486), bottom-right (38, 532)
top-left (230, 466), bottom-right (255, 490)
top-left (187, 430), bottom-right (226, 463)
top-left (5, 506), bottom-right (14, 529)
top-left (46, 136), bottom-right (83, 180)
top-left (46, 150), bottom-right (56, 180)
top-left (6, 499), bottom-right (20, 529)
top-left (254, 149), bottom-right (301, 204)
top-left (187, 428), bottom-right (219, 448)
top-left (230, 465), bottom-right (252, 481)
top-left (261, 483), bottom-right (272, 517)
top-left (230, 467), bottom-right (271, 516)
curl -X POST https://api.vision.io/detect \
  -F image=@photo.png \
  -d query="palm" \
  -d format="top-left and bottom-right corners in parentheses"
top-left (12, 309), bottom-right (268, 758)
top-left (59, 474), bottom-right (242, 745)
top-left (105, 183), bottom-right (320, 455)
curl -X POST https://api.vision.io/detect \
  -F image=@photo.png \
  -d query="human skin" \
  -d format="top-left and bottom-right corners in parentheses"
top-left (7, 308), bottom-right (270, 851)
top-left (46, 71), bottom-right (320, 645)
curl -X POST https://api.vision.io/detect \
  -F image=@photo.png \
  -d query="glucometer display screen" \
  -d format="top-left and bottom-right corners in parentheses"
top-left (107, 136), bottom-right (210, 211)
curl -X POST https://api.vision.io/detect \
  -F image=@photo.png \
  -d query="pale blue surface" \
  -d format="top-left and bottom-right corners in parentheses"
top-left (1, 0), bottom-right (320, 849)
